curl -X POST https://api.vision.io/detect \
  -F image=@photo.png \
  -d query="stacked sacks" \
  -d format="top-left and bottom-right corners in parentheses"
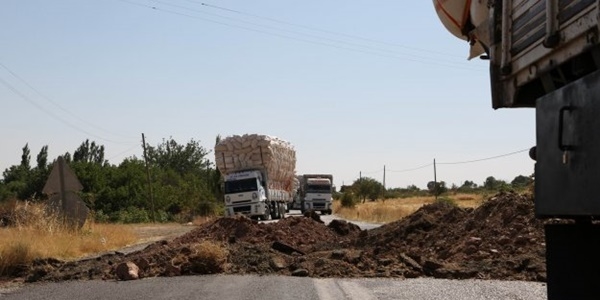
top-left (215, 134), bottom-right (297, 194)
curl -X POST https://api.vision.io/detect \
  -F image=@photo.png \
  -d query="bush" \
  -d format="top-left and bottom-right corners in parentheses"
top-left (435, 196), bottom-right (457, 207)
top-left (340, 192), bottom-right (356, 208)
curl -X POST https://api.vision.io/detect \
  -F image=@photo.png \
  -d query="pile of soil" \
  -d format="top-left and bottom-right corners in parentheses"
top-left (7, 191), bottom-right (549, 283)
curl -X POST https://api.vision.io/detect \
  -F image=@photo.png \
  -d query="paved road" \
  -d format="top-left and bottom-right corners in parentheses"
top-left (0, 275), bottom-right (547, 300)
top-left (274, 210), bottom-right (382, 230)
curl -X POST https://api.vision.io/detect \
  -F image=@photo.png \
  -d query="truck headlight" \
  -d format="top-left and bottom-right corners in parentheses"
top-left (225, 196), bottom-right (231, 204)
top-left (252, 192), bottom-right (258, 199)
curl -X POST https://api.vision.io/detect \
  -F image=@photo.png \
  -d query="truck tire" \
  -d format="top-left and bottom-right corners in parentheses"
top-left (279, 203), bottom-right (286, 218)
top-left (262, 206), bottom-right (271, 221)
top-left (271, 202), bottom-right (279, 220)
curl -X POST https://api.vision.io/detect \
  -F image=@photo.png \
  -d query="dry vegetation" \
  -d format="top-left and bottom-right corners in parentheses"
top-left (333, 193), bottom-right (485, 223)
top-left (0, 201), bottom-right (213, 277)
top-left (0, 201), bottom-right (139, 276)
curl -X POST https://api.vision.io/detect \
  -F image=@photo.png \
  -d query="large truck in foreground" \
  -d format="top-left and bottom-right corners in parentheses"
top-left (215, 134), bottom-right (297, 220)
top-left (294, 174), bottom-right (334, 215)
top-left (434, 1), bottom-right (600, 298)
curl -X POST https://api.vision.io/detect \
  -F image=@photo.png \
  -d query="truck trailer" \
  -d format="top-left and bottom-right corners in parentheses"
top-left (215, 134), bottom-right (297, 220)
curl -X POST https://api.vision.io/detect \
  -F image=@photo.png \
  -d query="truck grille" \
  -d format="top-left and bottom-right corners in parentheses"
top-left (233, 205), bottom-right (251, 213)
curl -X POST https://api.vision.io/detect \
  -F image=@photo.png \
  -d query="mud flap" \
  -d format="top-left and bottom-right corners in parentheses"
top-left (545, 223), bottom-right (600, 300)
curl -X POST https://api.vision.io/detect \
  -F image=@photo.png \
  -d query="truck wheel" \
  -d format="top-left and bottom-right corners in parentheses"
top-left (280, 203), bottom-right (286, 218)
top-left (271, 202), bottom-right (279, 220)
top-left (262, 206), bottom-right (271, 221)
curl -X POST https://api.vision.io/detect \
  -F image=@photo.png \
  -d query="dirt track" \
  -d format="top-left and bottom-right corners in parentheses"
top-left (5, 191), bottom-right (549, 283)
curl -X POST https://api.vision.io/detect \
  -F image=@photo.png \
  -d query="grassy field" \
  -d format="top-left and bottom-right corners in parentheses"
top-left (332, 193), bottom-right (485, 224)
top-left (0, 201), bottom-right (211, 276)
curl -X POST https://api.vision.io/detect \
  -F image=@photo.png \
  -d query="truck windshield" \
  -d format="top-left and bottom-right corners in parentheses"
top-left (225, 178), bottom-right (258, 193)
top-left (306, 185), bottom-right (331, 193)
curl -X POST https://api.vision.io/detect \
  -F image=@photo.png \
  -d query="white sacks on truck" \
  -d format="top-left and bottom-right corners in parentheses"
top-left (214, 134), bottom-right (297, 194)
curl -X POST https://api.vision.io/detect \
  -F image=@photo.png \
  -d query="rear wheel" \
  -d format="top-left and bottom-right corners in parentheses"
top-left (270, 202), bottom-right (279, 219)
top-left (279, 202), bottom-right (286, 218)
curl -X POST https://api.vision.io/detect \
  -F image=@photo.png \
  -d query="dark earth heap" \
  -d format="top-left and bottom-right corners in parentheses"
top-left (8, 191), bottom-right (549, 283)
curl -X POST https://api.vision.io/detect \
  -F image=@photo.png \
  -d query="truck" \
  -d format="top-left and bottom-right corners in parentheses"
top-left (214, 134), bottom-right (297, 220)
top-left (434, 1), bottom-right (600, 298)
top-left (293, 174), bottom-right (334, 215)
top-left (434, 0), bottom-right (600, 109)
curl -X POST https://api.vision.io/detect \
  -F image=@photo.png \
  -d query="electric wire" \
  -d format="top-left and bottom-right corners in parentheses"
top-left (195, 1), bottom-right (466, 59)
top-left (154, 0), bottom-right (476, 67)
top-left (116, 0), bottom-right (485, 71)
top-left (437, 148), bottom-right (530, 165)
top-left (0, 76), bottom-right (136, 145)
top-left (0, 62), bottom-right (138, 141)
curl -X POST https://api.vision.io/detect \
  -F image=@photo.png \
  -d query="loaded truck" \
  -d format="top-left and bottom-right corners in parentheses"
top-left (214, 134), bottom-right (297, 220)
top-left (293, 174), bottom-right (334, 215)
top-left (434, 1), bottom-right (600, 298)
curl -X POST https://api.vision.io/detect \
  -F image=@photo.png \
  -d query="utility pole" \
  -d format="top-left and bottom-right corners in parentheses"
top-left (383, 165), bottom-right (386, 189)
top-left (433, 158), bottom-right (438, 200)
top-left (142, 133), bottom-right (156, 222)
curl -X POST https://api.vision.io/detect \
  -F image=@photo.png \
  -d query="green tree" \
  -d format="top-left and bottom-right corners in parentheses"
top-left (511, 175), bottom-right (533, 189)
top-left (146, 137), bottom-right (210, 176)
top-left (427, 181), bottom-right (447, 197)
top-left (352, 177), bottom-right (384, 203)
top-left (483, 176), bottom-right (507, 190)
top-left (73, 139), bottom-right (107, 165)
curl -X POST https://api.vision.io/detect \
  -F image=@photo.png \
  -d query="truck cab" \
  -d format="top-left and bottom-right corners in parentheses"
top-left (300, 175), bottom-right (333, 215)
top-left (223, 170), bottom-right (270, 219)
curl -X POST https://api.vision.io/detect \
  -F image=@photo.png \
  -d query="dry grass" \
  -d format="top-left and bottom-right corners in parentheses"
top-left (188, 240), bottom-right (229, 273)
top-left (333, 193), bottom-right (485, 224)
top-left (0, 201), bottom-right (138, 275)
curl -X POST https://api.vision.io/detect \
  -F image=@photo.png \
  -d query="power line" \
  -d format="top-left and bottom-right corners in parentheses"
top-left (115, 0), bottom-right (485, 71)
top-left (437, 148), bottom-right (530, 165)
top-left (195, 1), bottom-right (466, 59)
top-left (0, 76), bottom-right (136, 146)
top-left (0, 61), bottom-right (138, 141)
top-left (387, 163), bottom-right (433, 173)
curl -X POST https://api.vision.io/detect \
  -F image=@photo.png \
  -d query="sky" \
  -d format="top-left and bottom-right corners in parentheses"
top-left (0, 0), bottom-right (536, 189)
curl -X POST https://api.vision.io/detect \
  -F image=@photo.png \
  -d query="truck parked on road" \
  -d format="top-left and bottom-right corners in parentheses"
top-left (294, 174), bottom-right (334, 215)
top-left (215, 134), bottom-right (297, 220)
top-left (433, 1), bottom-right (600, 298)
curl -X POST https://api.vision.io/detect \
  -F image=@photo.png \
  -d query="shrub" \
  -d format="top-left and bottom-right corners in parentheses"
top-left (435, 196), bottom-right (457, 207)
top-left (340, 192), bottom-right (356, 208)
top-left (0, 241), bottom-right (35, 276)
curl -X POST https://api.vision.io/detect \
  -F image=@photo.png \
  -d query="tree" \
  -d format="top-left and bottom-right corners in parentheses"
top-left (458, 180), bottom-right (477, 192)
top-left (36, 145), bottom-right (49, 170)
top-left (483, 176), bottom-right (508, 190)
top-left (73, 139), bottom-right (107, 165)
top-left (146, 138), bottom-right (210, 176)
top-left (427, 181), bottom-right (447, 197)
top-left (511, 175), bottom-right (533, 188)
top-left (352, 177), bottom-right (384, 203)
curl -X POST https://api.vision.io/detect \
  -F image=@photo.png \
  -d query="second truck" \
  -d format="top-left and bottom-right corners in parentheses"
top-left (293, 174), bottom-right (334, 215)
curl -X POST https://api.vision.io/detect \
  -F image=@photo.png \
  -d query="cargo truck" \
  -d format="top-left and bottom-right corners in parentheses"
top-left (433, 1), bottom-right (600, 298)
top-left (215, 134), bottom-right (296, 220)
top-left (294, 174), bottom-right (334, 215)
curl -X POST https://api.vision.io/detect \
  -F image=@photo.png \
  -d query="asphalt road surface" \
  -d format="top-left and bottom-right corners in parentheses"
top-left (0, 275), bottom-right (547, 300)
top-left (274, 210), bottom-right (381, 230)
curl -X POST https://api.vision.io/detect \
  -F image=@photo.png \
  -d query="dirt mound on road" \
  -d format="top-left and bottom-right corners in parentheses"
top-left (10, 191), bottom-right (548, 283)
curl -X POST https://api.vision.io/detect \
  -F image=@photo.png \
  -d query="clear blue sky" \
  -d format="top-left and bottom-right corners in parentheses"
top-left (1, 0), bottom-right (536, 189)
